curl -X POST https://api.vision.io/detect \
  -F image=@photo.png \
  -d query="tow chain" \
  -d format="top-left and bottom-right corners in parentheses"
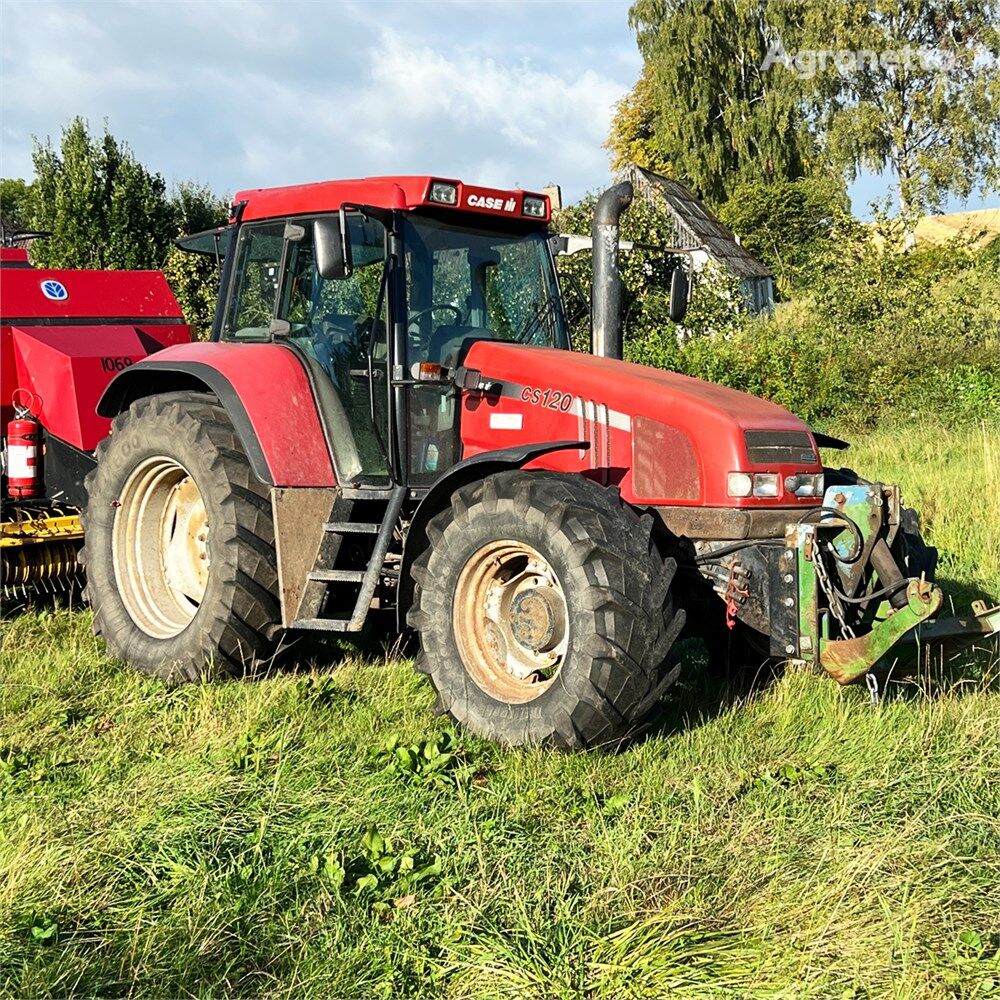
top-left (865, 672), bottom-right (880, 705)
top-left (814, 544), bottom-right (856, 640)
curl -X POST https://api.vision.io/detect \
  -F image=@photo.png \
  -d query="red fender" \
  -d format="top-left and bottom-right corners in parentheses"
top-left (98, 341), bottom-right (336, 487)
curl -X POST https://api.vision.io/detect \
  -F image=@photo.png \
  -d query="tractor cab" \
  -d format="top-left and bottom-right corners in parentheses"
top-left (179, 177), bottom-right (566, 490)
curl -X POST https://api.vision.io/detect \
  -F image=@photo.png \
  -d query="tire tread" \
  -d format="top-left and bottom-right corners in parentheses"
top-left (409, 469), bottom-right (684, 749)
top-left (82, 391), bottom-right (283, 682)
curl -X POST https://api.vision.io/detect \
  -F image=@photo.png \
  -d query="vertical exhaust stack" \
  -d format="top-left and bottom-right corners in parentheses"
top-left (591, 181), bottom-right (633, 359)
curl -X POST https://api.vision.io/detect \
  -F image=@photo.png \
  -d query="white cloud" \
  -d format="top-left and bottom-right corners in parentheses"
top-left (0, 0), bottom-right (638, 201)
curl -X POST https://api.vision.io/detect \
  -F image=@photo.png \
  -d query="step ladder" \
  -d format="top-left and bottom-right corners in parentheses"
top-left (291, 484), bottom-right (405, 632)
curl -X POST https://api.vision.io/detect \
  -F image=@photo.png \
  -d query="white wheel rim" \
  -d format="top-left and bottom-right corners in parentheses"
top-left (111, 456), bottom-right (209, 638)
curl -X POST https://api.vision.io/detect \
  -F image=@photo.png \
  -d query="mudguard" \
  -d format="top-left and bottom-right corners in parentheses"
top-left (396, 439), bottom-right (588, 630)
top-left (97, 342), bottom-right (336, 487)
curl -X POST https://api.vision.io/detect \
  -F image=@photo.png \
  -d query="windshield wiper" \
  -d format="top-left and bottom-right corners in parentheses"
top-left (511, 295), bottom-right (556, 345)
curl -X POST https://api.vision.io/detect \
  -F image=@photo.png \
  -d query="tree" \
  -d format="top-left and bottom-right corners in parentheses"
top-left (26, 117), bottom-right (175, 270)
top-left (606, 70), bottom-right (671, 176)
top-left (0, 178), bottom-right (33, 232)
top-left (162, 182), bottom-right (230, 339)
top-left (715, 176), bottom-right (850, 292)
top-left (13, 117), bottom-right (228, 338)
top-left (613, 0), bottom-right (822, 206)
top-left (171, 180), bottom-right (228, 236)
top-left (798, 1), bottom-right (1000, 216)
top-left (617, 1), bottom-right (999, 219)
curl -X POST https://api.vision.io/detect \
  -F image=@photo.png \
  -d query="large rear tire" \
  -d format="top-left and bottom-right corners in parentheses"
top-left (408, 470), bottom-right (685, 749)
top-left (81, 392), bottom-right (283, 683)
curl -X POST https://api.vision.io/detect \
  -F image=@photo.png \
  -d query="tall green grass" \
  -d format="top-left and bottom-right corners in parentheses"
top-left (831, 422), bottom-right (1000, 593)
top-left (2, 424), bottom-right (998, 998)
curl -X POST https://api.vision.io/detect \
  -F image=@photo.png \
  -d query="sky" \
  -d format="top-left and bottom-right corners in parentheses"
top-left (1, 0), bottom-right (994, 219)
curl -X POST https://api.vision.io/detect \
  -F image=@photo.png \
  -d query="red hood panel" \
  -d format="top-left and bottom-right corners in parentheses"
top-left (469, 343), bottom-right (806, 430)
top-left (460, 342), bottom-right (820, 508)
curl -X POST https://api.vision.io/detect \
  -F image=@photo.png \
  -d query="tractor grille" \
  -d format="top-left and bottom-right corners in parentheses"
top-left (744, 430), bottom-right (817, 465)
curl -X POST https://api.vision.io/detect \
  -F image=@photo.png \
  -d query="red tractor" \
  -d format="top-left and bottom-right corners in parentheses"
top-left (79, 177), bottom-right (998, 748)
top-left (1, 242), bottom-right (189, 598)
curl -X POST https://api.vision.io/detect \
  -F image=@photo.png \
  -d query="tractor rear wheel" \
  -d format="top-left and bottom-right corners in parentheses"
top-left (81, 391), bottom-right (283, 683)
top-left (408, 470), bottom-right (685, 749)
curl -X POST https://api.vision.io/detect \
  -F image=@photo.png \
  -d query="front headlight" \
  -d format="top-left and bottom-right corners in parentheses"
top-left (727, 472), bottom-right (753, 497)
top-left (729, 470), bottom-right (822, 498)
top-left (784, 473), bottom-right (825, 497)
top-left (752, 473), bottom-right (780, 498)
top-left (728, 471), bottom-right (782, 497)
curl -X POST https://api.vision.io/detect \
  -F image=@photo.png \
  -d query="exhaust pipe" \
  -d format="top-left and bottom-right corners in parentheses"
top-left (591, 181), bottom-right (633, 359)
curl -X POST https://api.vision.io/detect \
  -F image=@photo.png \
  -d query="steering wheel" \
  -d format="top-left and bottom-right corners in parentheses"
top-left (407, 303), bottom-right (464, 330)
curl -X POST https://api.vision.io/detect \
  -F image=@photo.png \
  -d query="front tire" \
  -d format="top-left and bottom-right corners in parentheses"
top-left (408, 471), bottom-right (685, 749)
top-left (81, 392), bottom-right (283, 683)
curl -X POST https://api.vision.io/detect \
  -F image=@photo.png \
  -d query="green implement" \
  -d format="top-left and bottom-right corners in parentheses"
top-left (819, 579), bottom-right (942, 684)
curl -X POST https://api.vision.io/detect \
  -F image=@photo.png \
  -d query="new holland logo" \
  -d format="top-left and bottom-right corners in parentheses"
top-left (40, 279), bottom-right (68, 301)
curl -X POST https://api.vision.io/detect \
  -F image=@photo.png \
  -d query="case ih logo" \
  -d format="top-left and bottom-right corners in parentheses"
top-left (466, 194), bottom-right (517, 212)
top-left (40, 280), bottom-right (68, 301)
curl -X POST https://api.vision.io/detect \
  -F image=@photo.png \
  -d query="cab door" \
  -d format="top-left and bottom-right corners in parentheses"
top-left (256, 215), bottom-right (392, 484)
top-left (398, 214), bottom-right (570, 486)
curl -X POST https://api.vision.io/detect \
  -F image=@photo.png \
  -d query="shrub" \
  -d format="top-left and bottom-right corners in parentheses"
top-left (556, 193), bottom-right (1000, 427)
top-left (715, 176), bottom-right (851, 295)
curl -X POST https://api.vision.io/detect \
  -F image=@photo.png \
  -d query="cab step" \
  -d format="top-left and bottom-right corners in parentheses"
top-left (294, 484), bottom-right (405, 632)
top-left (290, 617), bottom-right (353, 632)
top-left (308, 568), bottom-right (365, 583)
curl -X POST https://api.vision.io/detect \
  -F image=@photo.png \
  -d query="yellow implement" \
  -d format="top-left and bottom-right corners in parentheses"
top-left (1, 506), bottom-right (85, 597)
top-left (1, 512), bottom-right (84, 546)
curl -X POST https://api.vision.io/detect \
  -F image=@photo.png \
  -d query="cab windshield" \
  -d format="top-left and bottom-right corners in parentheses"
top-left (402, 215), bottom-right (568, 369)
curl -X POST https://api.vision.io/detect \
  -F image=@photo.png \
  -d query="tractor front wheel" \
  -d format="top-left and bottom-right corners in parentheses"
top-left (82, 391), bottom-right (283, 683)
top-left (409, 470), bottom-right (685, 749)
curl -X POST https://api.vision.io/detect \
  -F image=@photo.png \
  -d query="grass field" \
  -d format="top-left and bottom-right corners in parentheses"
top-left (2, 423), bottom-right (998, 999)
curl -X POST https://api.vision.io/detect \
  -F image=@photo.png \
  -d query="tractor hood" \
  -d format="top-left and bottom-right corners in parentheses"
top-left (543, 348), bottom-right (805, 428)
top-left (459, 341), bottom-right (821, 509)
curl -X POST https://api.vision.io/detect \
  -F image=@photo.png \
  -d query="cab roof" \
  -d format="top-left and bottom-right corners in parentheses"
top-left (233, 175), bottom-right (551, 224)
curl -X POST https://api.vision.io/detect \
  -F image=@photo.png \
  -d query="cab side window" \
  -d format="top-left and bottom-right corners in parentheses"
top-left (276, 214), bottom-right (390, 480)
top-left (223, 222), bottom-right (285, 340)
top-left (279, 215), bottom-right (387, 379)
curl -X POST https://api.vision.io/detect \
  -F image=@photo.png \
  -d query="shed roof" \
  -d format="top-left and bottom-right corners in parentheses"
top-left (628, 167), bottom-right (773, 280)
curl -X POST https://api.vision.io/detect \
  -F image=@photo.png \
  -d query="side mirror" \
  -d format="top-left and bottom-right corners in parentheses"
top-left (314, 211), bottom-right (352, 280)
top-left (669, 266), bottom-right (689, 323)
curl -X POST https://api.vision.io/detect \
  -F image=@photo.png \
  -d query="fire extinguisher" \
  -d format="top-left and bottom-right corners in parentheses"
top-left (6, 389), bottom-right (43, 499)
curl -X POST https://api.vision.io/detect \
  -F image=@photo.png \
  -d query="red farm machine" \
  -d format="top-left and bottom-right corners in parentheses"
top-left (1, 241), bottom-right (190, 598)
top-left (3, 178), bottom-right (997, 748)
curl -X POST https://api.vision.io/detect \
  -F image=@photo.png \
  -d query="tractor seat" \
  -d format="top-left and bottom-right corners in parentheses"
top-left (314, 313), bottom-right (357, 341)
top-left (426, 325), bottom-right (495, 368)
